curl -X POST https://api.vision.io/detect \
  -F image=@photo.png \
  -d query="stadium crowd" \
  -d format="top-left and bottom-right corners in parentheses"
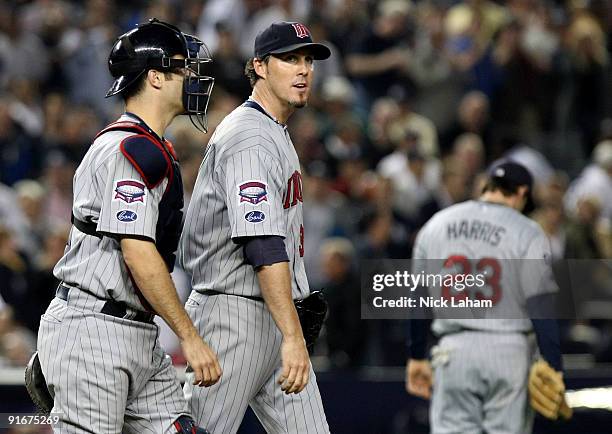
top-left (0, 0), bottom-right (611, 370)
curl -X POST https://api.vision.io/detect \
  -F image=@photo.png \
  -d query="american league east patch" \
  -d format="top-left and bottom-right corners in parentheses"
top-left (114, 179), bottom-right (146, 204)
top-left (238, 180), bottom-right (268, 205)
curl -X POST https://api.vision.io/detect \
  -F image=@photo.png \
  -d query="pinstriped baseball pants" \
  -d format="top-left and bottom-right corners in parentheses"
top-left (184, 291), bottom-right (329, 434)
top-left (37, 289), bottom-right (190, 433)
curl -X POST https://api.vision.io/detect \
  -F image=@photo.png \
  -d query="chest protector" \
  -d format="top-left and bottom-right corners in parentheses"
top-left (74, 120), bottom-right (184, 272)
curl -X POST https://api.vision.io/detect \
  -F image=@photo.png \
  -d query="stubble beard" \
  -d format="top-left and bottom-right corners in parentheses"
top-left (288, 99), bottom-right (308, 109)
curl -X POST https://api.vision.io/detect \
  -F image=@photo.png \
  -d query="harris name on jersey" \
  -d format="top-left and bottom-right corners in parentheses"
top-left (447, 218), bottom-right (507, 247)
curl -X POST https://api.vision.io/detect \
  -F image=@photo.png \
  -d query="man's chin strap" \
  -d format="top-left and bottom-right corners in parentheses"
top-left (174, 415), bottom-right (209, 433)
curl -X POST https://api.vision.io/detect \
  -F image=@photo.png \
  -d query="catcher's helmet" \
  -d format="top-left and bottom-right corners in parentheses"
top-left (106, 18), bottom-right (214, 132)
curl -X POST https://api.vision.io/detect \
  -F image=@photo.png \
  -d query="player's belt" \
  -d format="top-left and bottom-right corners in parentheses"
top-left (201, 290), bottom-right (264, 302)
top-left (56, 284), bottom-right (154, 324)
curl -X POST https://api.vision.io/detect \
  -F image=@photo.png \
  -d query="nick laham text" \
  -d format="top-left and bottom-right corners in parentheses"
top-left (373, 296), bottom-right (493, 309)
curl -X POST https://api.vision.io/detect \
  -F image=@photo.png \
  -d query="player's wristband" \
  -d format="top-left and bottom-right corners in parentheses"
top-left (407, 319), bottom-right (430, 359)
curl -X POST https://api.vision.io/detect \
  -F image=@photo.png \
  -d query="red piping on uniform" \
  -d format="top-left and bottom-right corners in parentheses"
top-left (119, 134), bottom-right (169, 190)
top-left (100, 121), bottom-right (176, 194)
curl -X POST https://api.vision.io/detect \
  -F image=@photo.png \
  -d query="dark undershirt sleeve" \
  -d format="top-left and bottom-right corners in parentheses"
top-left (239, 235), bottom-right (289, 268)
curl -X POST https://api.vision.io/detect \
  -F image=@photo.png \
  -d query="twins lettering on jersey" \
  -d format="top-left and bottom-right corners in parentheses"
top-left (283, 170), bottom-right (303, 209)
top-left (114, 180), bottom-right (146, 204)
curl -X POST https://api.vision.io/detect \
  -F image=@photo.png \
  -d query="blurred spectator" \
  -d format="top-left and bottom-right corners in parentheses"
top-left (303, 161), bottom-right (346, 288)
top-left (209, 21), bottom-right (253, 100)
top-left (565, 197), bottom-right (607, 259)
top-left (377, 130), bottom-right (440, 221)
top-left (354, 208), bottom-right (408, 260)
top-left (366, 96), bottom-right (401, 159)
top-left (387, 84), bottom-right (439, 158)
top-left (319, 237), bottom-right (364, 368)
top-left (60, 0), bottom-right (116, 117)
top-left (0, 327), bottom-right (36, 367)
top-left (319, 75), bottom-right (358, 127)
top-left (324, 0), bottom-right (370, 58)
top-left (565, 140), bottom-right (612, 226)
top-left (324, 115), bottom-right (365, 165)
top-left (417, 156), bottom-right (471, 227)
top-left (439, 90), bottom-right (493, 156)
top-left (8, 78), bottom-right (45, 136)
top-left (197, 0), bottom-right (299, 60)
top-left (42, 93), bottom-right (67, 143)
top-left (446, 0), bottom-right (508, 48)
top-left (308, 18), bottom-right (343, 93)
top-left (14, 179), bottom-right (47, 260)
top-left (450, 132), bottom-right (485, 183)
top-left (40, 150), bottom-right (75, 226)
top-left (564, 11), bottom-right (610, 153)
top-left (345, 0), bottom-right (413, 113)
top-left (289, 108), bottom-right (327, 165)
top-left (48, 106), bottom-right (100, 163)
top-left (0, 224), bottom-right (30, 331)
top-left (408, 2), bottom-right (465, 133)
top-left (26, 224), bottom-right (70, 332)
top-left (0, 96), bottom-right (39, 185)
top-left (0, 5), bottom-right (50, 88)
top-left (0, 183), bottom-right (32, 255)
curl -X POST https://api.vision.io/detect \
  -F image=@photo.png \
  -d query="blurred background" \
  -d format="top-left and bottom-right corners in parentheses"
top-left (0, 0), bottom-right (611, 432)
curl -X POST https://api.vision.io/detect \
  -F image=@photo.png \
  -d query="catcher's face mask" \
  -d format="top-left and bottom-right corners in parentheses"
top-left (106, 19), bottom-right (215, 133)
top-left (180, 34), bottom-right (215, 133)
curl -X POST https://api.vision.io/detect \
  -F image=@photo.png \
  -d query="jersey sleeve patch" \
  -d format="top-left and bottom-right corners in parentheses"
top-left (114, 179), bottom-right (146, 204)
top-left (244, 210), bottom-right (265, 223)
top-left (120, 135), bottom-right (170, 189)
top-left (116, 210), bottom-right (138, 222)
top-left (238, 181), bottom-right (268, 205)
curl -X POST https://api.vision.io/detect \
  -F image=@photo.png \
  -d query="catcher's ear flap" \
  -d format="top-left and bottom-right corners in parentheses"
top-left (24, 351), bottom-right (54, 415)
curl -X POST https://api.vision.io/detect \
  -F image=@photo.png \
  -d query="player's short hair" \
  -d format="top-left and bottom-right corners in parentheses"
top-left (244, 56), bottom-right (270, 88)
top-left (482, 177), bottom-right (521, 197)
top-left (120, 70), bottom-right (180, 102)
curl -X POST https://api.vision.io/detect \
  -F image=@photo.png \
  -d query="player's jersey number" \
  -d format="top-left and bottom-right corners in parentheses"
top-left (441, 255), bottom-right (502, 305)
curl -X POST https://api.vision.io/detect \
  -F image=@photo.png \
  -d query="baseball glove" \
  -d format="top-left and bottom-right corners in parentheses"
top-left (24, 352), bottom-right (53, 415)
top-left (294, 291), bottom-right (328, 353)
top-left (528, 359), bottom-right (572, 420)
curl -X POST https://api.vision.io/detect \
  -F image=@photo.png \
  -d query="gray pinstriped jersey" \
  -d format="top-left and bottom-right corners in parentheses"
top-left (54, 114), bottom-right (168, 311)
top-left (412, 200), bottom-right (557, 335)
top-left (179, 103), bottom-right (309, 299)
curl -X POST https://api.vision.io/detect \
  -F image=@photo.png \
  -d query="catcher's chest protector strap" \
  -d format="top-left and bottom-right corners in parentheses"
top-left (72, 121), bottom-right (180, 237)
top-left (96, 121), bottom-right (179, 190)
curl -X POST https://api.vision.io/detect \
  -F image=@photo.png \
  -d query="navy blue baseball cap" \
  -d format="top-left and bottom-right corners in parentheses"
top-left (254, 22), bottom-right (331, 60)
top-left (488, 160), bottom-right (535, 213)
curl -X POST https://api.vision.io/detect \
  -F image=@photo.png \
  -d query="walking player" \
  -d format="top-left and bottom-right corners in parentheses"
top-left (406, 161), bottom-right (570, 433)
top-left (180, 22), bottom-right (331, 433)
top-left (36, 19), bottom-right (221, 433)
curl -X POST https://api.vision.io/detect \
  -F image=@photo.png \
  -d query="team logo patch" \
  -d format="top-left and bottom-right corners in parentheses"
top-left (238, 181), bottom-right (268, 205)
top-left (117, 210), bottom-right (138, 222)
top-left (292, 23), bottom-right (310, 39)
top-left (114, 180), bottom-right (146, 204)
top-left (245, 211), bottom-right (265, 223)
